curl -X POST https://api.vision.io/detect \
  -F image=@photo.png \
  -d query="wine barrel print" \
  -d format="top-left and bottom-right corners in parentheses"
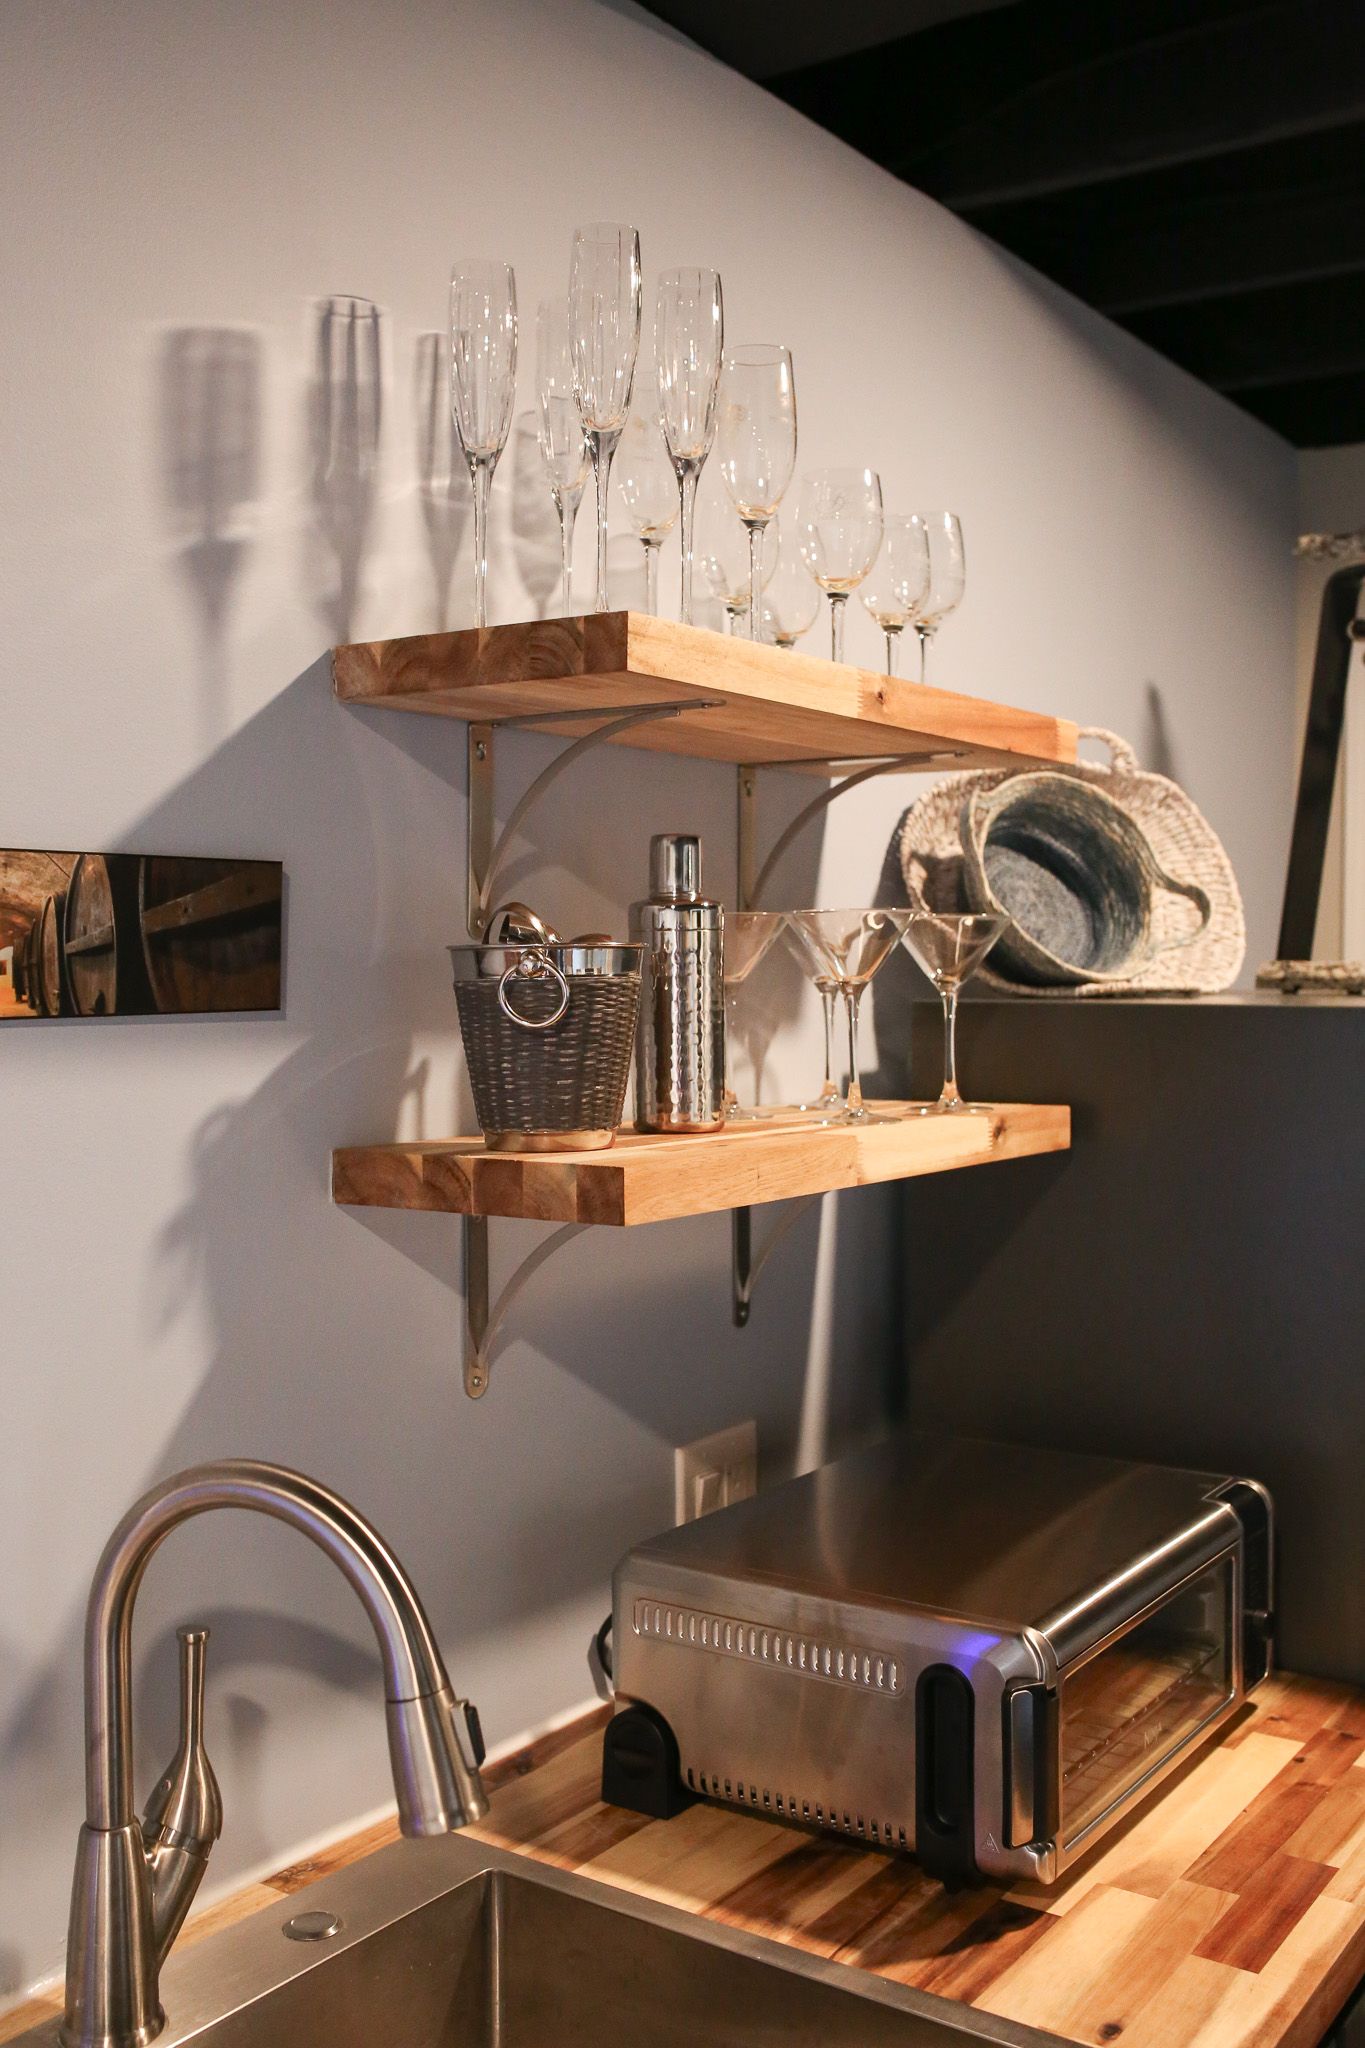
top-left (20, 920), bottom-right (42, 1012)
top-left (63, 853), bottom-right (151, 1017)
top-left (36, 892), bottom-right (70, 1016)
top-left (137, 857), bottom-right (282, 1013)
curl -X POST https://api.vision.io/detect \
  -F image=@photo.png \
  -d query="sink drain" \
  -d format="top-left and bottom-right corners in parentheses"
top-left (282, 1910), bottom-right (342, 1943)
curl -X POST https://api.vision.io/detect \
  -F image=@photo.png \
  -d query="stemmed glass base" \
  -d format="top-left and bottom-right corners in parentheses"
top-left (788, 909), bottom-right (912, 1126)
top-left (898, 912), bottom-right (1009, 1117)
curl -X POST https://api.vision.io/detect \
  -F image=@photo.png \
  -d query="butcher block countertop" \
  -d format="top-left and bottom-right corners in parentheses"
top-left (5, 1672), bottom-right (1364, 2048)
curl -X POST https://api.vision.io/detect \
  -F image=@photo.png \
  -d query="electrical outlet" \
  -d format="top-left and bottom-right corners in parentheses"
top-left (674, 1420), bottom-right (758, 1524)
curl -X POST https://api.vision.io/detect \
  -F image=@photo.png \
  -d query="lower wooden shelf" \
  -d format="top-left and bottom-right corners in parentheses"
top-left (331, 1102), bottom-right (1071, 1227)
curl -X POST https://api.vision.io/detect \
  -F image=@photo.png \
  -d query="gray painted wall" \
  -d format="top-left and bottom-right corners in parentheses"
top-left (1, 0), bottom-right (1298, 2002)
top-left (891, 994), bottom-right (1365, 1687)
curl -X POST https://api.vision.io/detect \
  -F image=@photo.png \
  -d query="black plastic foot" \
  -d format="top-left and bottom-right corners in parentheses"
top-left (602, 1702), bottom-right (697, 1820)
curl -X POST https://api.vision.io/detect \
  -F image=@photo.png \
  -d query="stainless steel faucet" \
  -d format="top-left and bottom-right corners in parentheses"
top-left (61, 1460), bottom-right (489, 2048)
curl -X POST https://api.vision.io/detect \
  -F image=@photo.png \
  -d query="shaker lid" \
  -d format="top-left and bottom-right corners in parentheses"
top-left (650, 832), bottom-right (703, 900)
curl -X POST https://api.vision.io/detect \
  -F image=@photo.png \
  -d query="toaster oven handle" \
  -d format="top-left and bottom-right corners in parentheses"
top-left (915, 1665), bottom-right (978, 1883)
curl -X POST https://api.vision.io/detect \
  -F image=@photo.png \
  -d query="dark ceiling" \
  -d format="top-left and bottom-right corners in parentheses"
top-left (641, 0), bottom-right (1365, 448)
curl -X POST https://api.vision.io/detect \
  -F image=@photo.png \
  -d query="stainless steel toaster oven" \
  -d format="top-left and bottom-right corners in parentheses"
top-left (603, 1433), bottom-right (1273, 1884)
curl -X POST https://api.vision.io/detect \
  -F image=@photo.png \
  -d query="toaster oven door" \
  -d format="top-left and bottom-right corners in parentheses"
top-left (1057, 1551), bottom-right (1238, 1855)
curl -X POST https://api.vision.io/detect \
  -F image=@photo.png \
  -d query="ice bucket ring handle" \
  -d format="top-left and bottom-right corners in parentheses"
top-left (497, 950), bottom-right (570, 1031)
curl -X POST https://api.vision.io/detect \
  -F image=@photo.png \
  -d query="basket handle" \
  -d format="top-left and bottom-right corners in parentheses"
top-left (1078, 727), bottom-right (1141, 775)
top-left (1148, 862), bottom-right (1213, 953)
top-left (497, 952), bottom-right (570, 1031)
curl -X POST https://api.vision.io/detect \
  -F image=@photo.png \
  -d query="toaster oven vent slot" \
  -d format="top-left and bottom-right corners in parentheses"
top-left (684, 1766), bottom-right (908, 1849)
top-left (634, 1600), bottom-right (901, 1695)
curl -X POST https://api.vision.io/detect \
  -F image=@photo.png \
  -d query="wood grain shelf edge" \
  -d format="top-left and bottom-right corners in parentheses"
top-left (332, 613), bottom-right (1078, 772)
top-left (331, 1103), bottom-right (1072, 1226)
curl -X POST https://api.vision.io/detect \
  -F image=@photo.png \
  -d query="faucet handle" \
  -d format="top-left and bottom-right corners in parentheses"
top-left (143, 1626), bottom-right (223, 1849)
top-left (142, 1626), bottom-right (223, 1965)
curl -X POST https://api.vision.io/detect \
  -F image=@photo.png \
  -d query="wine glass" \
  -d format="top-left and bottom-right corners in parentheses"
top-left (797, 468), bottom-right (883, 663)
top-left (860, 513), bottom-right (931, 676)
top-left (655, 267), bottom-right (724, 625)
top-left (899, 911), bottom-right (1007, 1113)
top-left (716, 345), bottom-right (797, 640)
top-left (722, 911), bottom-right (785, 1120)
top-left (569, 224), bottom-right (642, 613)
top-left (449, 261), bottom-right (518, 629)
top-left (779, 919), bottom-right (844, 1116)
top-left (914, 511), bottom-right (966, 683)
top-left (700, 503), bottom-right (778, 634)
top-left (789, 909), bottom-right (912, 1123)
top-left (535, 297), bottom-right (589, 615)
top-left (760, 544), bottom-right (822, 649)
top-left (616, 413), bottom-right (678, 615)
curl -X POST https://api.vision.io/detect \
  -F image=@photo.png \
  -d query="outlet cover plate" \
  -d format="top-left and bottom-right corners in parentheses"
top-left (674, 1420), bottom-right (758, 1524)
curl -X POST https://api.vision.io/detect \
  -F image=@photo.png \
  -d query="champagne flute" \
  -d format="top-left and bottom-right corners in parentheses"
top-left (535, 297), bottom-right (589, 615)
top-left (914, 511), bottom-right (966, 683)
top-left (761, 543), bottom-right (821, 649)
top-left (449, 260), bottom-right (518, 628)
top-left (655, 267), bottom-right (724, 625)
top-left (899, 911), bottom-right (1007, 1113)
top-left (860, 513), bottom-right (931, 676)
top-left (569, 223), bottom-right (642, 613)
top-left (616, 413), bottom-right (678, 615)
top-left (797, 467), bottom-right (883, 663)
top-left (716, 344), bottom-right (797, 640)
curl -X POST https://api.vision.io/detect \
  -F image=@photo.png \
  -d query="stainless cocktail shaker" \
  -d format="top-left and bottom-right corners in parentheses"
top-left (631, 833), bottom-right (725, 1133)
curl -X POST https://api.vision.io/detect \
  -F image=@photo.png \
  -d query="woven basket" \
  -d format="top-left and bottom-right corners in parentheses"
top-left (450, 942), bottom-right (642, 1149)
top-left (897, 728), bottom-right (1245, 996)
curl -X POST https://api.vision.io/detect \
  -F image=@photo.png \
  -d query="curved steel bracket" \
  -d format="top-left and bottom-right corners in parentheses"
top-left (737, 750), bottom-right (968, 910)
top-left (468, 698), bottom-right (723, 937)
top-left (464, 1214), bottom-right (588, 1398)
top-left (732, 1194), bottom-right (822, 1327)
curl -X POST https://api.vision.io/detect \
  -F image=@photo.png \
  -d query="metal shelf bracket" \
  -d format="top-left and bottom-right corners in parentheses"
top-left (463, 1214), bottom-right (589, 1398)
top-left (467, 697), bottom-right (724, 937)
top-left (732, 1194), bottom-right (822, 1327)
top-left (736, 749), bottom-right (968, 911)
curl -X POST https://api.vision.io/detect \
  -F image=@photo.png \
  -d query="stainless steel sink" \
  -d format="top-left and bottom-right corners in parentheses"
top-left (16, 1834), bottom-right (1065, 2048)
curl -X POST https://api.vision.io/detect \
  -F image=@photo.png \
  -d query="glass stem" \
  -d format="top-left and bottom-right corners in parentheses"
top-left (829, 591), bottom-right (849, 663)
top-left (746, 519), bottom-right (765, 641)
top-left (885, 625), bottom-right (902, 677)
top-left (643, 539), bottom-right (659, 616)
top-left (940, 985), bottom-right (962, 1106)
top-left (820, 985), bottom-right (838, 1101)
top-left (917, 623), bottom-right (929, 684)
top-left (844, 985), bottom-right (865, 1115)
top-left (588, 427), bottom-right (620, 613)
top-left (471, 458), bottom-right (491, 628)
top-left (557, 499), bottom-right (574, 615)
top-left (678, 463), bottom-right (699, 625)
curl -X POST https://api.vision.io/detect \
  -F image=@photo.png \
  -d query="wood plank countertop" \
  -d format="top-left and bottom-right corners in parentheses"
top-left (6, 1674), bottom-right (1363, 2048)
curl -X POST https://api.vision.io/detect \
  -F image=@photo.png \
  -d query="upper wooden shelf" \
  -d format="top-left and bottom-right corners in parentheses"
top-left (333, 613), bottom-right (1078, 773)
top-left (332, 1102), bottom-right (1070, 1228)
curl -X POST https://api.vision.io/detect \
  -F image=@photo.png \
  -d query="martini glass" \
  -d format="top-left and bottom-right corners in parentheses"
top-left (789, 909), bottom-right (913, 1123)
top-left (778, 919), bottom-right (845, 1117)
top-left (899, 911), bottom-right (1008, 1113)
top-left (723, 911), bottom-right (786, 1119)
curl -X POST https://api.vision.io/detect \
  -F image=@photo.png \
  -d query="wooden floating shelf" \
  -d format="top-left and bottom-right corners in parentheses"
top-left (332, 1103), bottom-right (1071, 1228)
top-left (333, 612), bottom-right (1078, 773)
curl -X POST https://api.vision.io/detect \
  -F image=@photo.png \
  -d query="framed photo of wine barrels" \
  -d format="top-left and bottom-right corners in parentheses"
top-left (0, 850), bottom-right (283, 1020)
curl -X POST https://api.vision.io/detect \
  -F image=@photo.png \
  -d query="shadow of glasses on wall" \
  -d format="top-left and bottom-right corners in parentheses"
top-left (308, 295), bottom-right (382, 643)
top-left (158, 327), bottom-right (263, 748)
top-left (413, 331), bottom-right (470, 632)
